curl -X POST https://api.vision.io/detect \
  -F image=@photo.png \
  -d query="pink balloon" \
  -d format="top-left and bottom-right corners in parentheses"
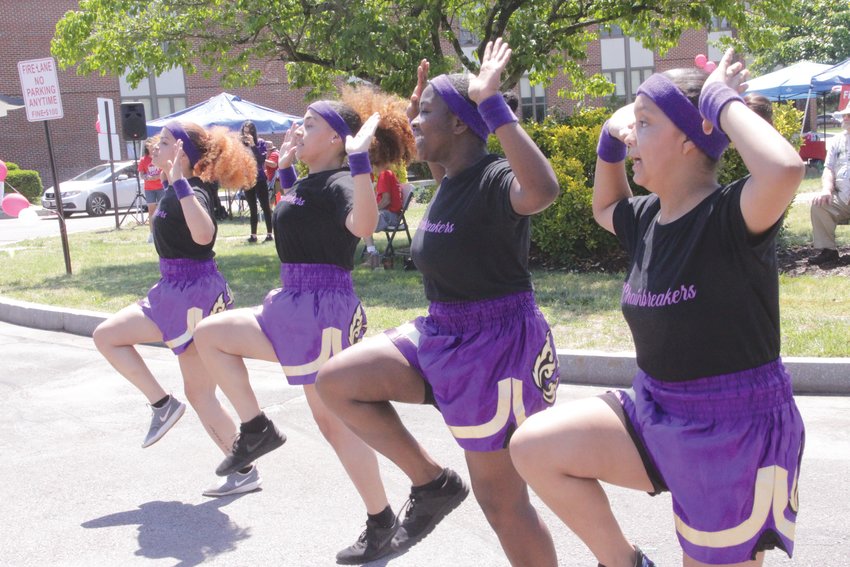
top-left (704, 61), bottom-right (717, 73)
top-left (694, 54), bottom-right (707, 68)
top-left (95, 118), bottom-right (101, 134)
top-left (2, 193), bottom-right (30, 218)
top-left (0, 160), bottom-right (6, 182)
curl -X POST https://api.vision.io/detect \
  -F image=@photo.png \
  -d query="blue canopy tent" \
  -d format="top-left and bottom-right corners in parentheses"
top-left (744, 61), bottom-right (832, 101)
top-left (810, 58), bottom-right (850, 93)
top-left (146, 92), bottom-right (301, 137)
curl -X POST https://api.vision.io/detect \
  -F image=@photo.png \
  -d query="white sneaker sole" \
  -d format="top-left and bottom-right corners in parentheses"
top-left (203, 477), bottom-right (262, 497)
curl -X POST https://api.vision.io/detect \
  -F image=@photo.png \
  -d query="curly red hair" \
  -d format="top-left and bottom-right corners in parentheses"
top-left (178, 122), bottom-right (257, 190)
top-left (339, 86), bottom-right (416, 168)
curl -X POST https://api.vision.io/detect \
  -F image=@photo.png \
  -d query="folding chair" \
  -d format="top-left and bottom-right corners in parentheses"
top-left (383, 183), bottom-right (414, 259)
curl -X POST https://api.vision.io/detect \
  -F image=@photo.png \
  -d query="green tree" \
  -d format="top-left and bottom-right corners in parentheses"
top-left (748, 0), bottom-right (850, 73)
top-left (52, 0), bottom-right (794, 99)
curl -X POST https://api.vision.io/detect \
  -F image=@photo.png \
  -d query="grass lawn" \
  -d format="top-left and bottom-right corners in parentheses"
top-left (1, 189), bottom-right (849, 357)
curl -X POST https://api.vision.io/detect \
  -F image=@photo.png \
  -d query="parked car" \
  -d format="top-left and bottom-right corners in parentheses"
top-left (42, 161), bottom-right (143, 217)
top-left (816, 113), bottom-right (841, 128)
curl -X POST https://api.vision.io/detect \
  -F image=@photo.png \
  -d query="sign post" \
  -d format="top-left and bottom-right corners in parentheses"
top-left (17, 57), bottom-right (72, 275)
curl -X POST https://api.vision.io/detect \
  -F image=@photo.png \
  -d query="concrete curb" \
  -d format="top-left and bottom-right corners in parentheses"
top-left (1, 295), bottom-right (848, 395)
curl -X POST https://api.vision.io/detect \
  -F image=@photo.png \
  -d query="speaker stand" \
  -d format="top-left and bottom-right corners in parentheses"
top-left (120, 140), bottom-right (147, 227)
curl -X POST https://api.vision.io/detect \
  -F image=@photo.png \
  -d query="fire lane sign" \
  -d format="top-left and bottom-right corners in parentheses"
top-left (17, 57), bottom-right (64, 122)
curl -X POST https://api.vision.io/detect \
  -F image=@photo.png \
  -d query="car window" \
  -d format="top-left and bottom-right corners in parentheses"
top-left (72, 164), bottom-right (113, 181)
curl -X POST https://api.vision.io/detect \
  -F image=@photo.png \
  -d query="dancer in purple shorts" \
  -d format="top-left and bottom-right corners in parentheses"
top-left (510, 49), bottom-right (806, 567)
top-left (316, 38), bottom-right (562, 566)
top-left (93, 120), bottom-right (257, 496)
top-left (193, 91), bottom-right (415, 564)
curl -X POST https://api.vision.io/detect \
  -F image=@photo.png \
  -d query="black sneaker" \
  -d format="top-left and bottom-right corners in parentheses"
top-left (336, 516), bottom-right (399, 564)
top-left (215, 421), bottom-right (286, 476)
top-left (808, 248), bottom-right (839, 265)
top-left (391, 468), bottom-right (469, 552)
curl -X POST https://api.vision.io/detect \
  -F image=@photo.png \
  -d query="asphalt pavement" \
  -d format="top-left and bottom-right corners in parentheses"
top-left (1, 322), bottom-right (848, 567)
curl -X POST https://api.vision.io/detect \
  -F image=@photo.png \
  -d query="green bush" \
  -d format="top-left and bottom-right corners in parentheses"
top-left (719, 102), bottom-right (803, 186)
top-left (5, 168), bottom-right (43, 204)
top-left (414, 182), bottom-right (436, 204)
top-left (531, 153), bottom-right (620, 266)
top-left (5, 162), bottom-right (20, 170)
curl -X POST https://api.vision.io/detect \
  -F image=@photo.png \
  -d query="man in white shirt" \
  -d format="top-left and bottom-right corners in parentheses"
top-left (810, 106), bottom-right (850, 265)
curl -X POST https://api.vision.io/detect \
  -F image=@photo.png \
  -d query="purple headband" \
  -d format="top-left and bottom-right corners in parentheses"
top-left (429, 75), bottom-right (490, 141)
top-left (164, 121), bottom-right (202, 167)
top-left (307, 101), bottom-right (352, 141)
top-left (636, 74), bottom-right (729, 161)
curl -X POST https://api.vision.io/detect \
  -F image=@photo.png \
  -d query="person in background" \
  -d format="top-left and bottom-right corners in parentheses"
top-left (265, 142), bottom-right (280, 205)
top-left (744, 93), bottom-right (773, 126)
top-left (138, 137), bottom-right (163, 244)
top-left (809, 106), bottom-right (850, 265)
top-left (240, 120), bottom-right (274, 242)
top-left (361, 165), bottom-right (403, 269)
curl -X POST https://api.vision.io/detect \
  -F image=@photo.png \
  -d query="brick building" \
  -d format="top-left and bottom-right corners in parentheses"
top-left (0, 1), bottom-right (729, 189)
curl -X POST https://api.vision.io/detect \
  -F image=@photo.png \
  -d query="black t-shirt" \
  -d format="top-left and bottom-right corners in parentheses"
top-left (613, 179), bottom-right (782, 382)
top-left (152, 177), bottom-right (217, 260)
top-left (273, 168), bottom-right (358, 270)
top-left (411, 154), bottom-right (532, 302)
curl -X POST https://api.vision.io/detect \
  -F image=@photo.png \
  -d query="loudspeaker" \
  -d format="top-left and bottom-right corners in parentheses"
top-left (120, 102), bottom-right (147, 141)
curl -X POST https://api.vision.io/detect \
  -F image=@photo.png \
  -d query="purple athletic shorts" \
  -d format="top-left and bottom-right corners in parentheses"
top-left (614, 360), bottom-right (804, 564)
top-left (387, 291), bottom-right (560, 452)
top-left (139, 258), bottom-right (234, 355)
top-left (255, 263), bottom-right (366, 386)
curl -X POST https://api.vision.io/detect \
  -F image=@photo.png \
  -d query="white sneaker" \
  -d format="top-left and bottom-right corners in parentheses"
top-left (203, 465), bottom-right (262, 497)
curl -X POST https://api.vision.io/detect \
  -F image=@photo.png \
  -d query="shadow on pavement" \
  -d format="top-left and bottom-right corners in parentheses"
top-left (81, 497), bottom-right (253, 566)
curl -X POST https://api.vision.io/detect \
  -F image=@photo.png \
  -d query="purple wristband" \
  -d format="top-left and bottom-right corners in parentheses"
top-left (347, 152), bottom-right (372, 177)
top-left (478, 93), bottom-right (518, 133)
top-left (278, 165), bottom-right (297, 189)
top-left (172, 178), bottom-right (195, 199)
top-left (597, 120), bottom-right (627, 163)
top-left (699, 82), bottom-right (744, 134)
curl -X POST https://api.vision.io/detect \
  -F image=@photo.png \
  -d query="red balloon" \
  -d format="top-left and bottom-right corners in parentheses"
top-left (2, 193), bottom-right (30, 217)
top-left (95, 118), bottom-right (101, 134)
top-left (694, 54), bottom-right (707, 68)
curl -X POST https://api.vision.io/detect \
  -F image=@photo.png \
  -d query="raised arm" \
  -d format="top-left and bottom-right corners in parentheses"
top-left (468, 38), bottom-right (559, 216)
top-left (167, 141), bottom-right (215, 245)
top-left (592, 105), bottom-right (635, 234)
top-left (345, 113), bottom-right (381, 238)
top-left (702, 49), bottom-right (805, 235)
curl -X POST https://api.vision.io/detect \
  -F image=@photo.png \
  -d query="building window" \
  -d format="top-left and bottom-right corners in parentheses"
top-left (630, 67), bottom-right (654, 96)
top-left (710, 16), bottom-right (731, 31)
top-left (599, 24), bottom-right (624, 38)
top-left (600, 34), bottom-right (654, 103)
top-left (119, 67), bottom-right (187, 123)
top-left (519, 75), bottom-right (546, 122)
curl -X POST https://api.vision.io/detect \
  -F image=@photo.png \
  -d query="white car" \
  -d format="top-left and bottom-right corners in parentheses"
top-left (42, 161), bottom-right (144, 217)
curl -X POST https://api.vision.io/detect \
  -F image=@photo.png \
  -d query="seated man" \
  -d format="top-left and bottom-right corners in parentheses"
top-left (363, 165), bottom-right (403, 268)
top-left (810, 107), bottom-right (850, 265)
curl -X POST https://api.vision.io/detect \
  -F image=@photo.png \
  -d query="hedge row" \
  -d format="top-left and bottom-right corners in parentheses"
top-left (3, 162), bottom-right (43, 204)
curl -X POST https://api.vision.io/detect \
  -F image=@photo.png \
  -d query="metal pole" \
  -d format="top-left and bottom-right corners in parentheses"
top-left (104, 99), bottom-right (120, 229)
top-left (44, 120), bottom-right (72, 275)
